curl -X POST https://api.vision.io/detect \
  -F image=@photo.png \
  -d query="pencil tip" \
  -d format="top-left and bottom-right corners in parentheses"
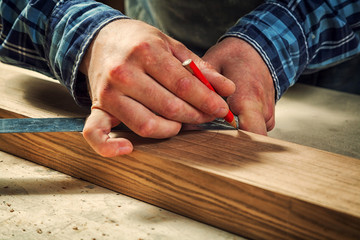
top-left (229, 118), bottom-right (238, 129)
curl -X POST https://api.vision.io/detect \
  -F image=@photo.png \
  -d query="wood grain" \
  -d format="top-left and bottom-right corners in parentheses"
top-left (0, 64), bottom-right (359, 239)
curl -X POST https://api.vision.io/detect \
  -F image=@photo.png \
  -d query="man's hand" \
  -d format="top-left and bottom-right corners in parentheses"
top-left (80, 19), bottom-right (235, 157)
top-left (203, 37), bottom-right (276, 135)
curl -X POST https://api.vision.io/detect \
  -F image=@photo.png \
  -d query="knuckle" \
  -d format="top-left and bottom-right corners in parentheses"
top-left (129, 41), bottom-right (153, 61)
top-left (201, 95), bottom-right (219, 114)
top-left (82, 129), bottom-right (109, 157)
top-left (128, 41), bottom-right (157, 67)
top-left (267, 120), bottom-right (275, 131)
top-left (132, 41), bottom-right (151, 54)
top-left (137, 118), bottom-right (157, 137)
top-left (150, 34), bottom-right (170, 49)
top-left (143, 84), bottom-right (158, 98)
top-left (163, 99), bottom-right (182, 120)
top-left (160, 59), bottom-right (177, 73)
top-left (174, 76), bottom-right (192, 98)
top-left (170, 39), bottom-right (187, 52)
top-left (192, 113), bottom-right (211, 124)
top-left (108, 64), bottom-right (132, 86)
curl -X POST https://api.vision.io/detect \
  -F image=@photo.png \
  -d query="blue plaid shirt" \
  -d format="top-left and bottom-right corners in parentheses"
top-left (0, 0), bottom-right (359, 105)
top-left (0, 0), bottom-right (127, 106)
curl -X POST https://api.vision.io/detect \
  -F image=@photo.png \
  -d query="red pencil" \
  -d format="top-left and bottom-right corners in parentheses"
top-left (182, 59), bottom-right (238, 129)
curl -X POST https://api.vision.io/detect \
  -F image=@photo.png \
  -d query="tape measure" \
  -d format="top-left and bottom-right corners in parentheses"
top-left (0, 117), bottom-right (237, 133)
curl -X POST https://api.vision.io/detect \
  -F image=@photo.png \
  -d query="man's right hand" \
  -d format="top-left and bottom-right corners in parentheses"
top-left (80, 19), bottom-right (236, 157)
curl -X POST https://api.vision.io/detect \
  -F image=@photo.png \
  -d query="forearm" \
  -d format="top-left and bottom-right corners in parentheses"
top-left (221, 0), bottom-right (360, 100)
top-left (0, 0), bottom-right (128, 106)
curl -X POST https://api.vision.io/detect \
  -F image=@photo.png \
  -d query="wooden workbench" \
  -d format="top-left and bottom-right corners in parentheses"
top-left (0, 63), bottom-right (359, 239)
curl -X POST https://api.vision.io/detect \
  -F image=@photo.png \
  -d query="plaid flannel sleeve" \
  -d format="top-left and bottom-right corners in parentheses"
top-left (0, 0), bottom-right (128, 106)
top-left (221, 0), bottom-right (360, 101)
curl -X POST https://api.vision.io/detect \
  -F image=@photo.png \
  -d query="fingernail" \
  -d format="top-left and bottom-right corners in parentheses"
top-left (115, 145), bottom-right (133, 155)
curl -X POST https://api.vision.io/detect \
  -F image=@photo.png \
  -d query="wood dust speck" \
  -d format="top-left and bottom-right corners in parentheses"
top-left (37, 229), bottom-right (43, 234)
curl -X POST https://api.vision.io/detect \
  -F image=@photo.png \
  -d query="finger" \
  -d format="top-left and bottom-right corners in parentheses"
top-left (266, 114), bottom-right (275, 132)
top-left (169, 40), bottom-right (236, 97)
top-left (142, 46), bottom-right (231, 118)
top-left (230, 95), bottom-right (274, 134)
top-left (109, 65), bottom-right (214, 124)
top-left (147, 56), bottom-right (228, 117)
top-left (194, 60), bottom-right (236, 97)
top-left (97, 92), bottom-right (182, 139)
top-left (231, 99), bottom-right (268, 135)
top-left (83, 108), bottom-right (133, 157)
top-left (238, 111), bottom-right (267, 135)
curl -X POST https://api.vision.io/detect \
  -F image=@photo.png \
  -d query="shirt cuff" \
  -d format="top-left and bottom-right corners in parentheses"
top-left (47, 0), bottom-right (129, 106)
top-left (220, 2), bottom-right (309, 101)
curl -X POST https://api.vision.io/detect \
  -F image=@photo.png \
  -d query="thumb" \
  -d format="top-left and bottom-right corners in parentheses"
top-left (83, 108), bottom-right (133, 157)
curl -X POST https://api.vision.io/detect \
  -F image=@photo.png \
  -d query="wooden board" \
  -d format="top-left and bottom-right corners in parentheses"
top-left (0, 63), bottom-right (360, 239)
